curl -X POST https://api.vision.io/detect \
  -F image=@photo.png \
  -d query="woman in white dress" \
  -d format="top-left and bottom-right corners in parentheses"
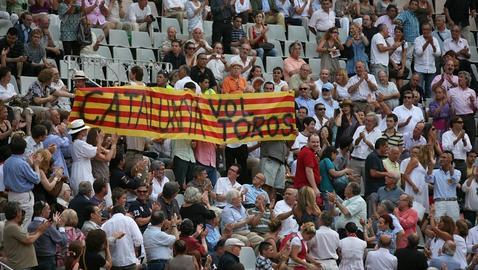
top-left (69, 119), bottom-right (103, 195)
top-left (185, 0), bottom-right (205, 36)
top-left (400, 145), bottom-right (434, 213)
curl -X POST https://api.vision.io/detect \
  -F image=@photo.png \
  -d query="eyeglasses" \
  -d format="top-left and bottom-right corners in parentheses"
top-left (455, 121), bottom-right (464, 124)
top-left (187, 47), bottom-right (195, 50)
top-left (229, 168), bottom-right (239, 173)
top-left (137, 190), bottom-right (148, 193)
top-left (404, 96), bottom-right (413, 99)
top-left (316, 108), bottom-right (326, 111)
top-left (299, 87), bottom-right (309, 90)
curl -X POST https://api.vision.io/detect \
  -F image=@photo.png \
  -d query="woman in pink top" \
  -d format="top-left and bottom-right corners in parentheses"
top-left (395, 193), bottom-right (418, 249)
top-left (81, 0), bottom-right (115, 35)
top-left (283, 41), bottom-right (306, 81)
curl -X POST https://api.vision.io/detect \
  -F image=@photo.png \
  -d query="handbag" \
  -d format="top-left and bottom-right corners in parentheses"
top-left (77, 17), bottom-right (93, 46)
top-left (259, 42), bottom-right (275, 52)
top-left (340, 43), bottom-right (354, 59)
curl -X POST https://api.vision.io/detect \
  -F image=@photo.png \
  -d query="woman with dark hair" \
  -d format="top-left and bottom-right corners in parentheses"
top-left (179, 219), bottom-right (208, 266)
top-left (334, 99), bottom-right (361, 148)
top-left (387, 26), bottom-right (408, 88)
top-left (362, 214), bottom-right (397, 253)
top-left (248, 12), bottom-right (277, 61)
top-left (425, 215), bottom-right (456, 261)
top-left (184, 41), bottom-right (197, 67)
top-left (272, 67), bottom-right (289, 92)
top-left (65, 240), bottom-right (83, 270)
top-left (167, 240), bottom-right (200, 270)
top-left (319, 146), bottom-right (354, 199)
top-left (87, 127), bottom-right (118, 205)
top-left (317, 27), bottom-right (344, 80)
top-left (422, 122), bottom-right (442, 162)
top-left (429, 86), bottom-right (451, 139)
top-left (318, 126), bottom-right (332, 151)
top-left (247, 65), bottom-right (265, 93)
top-left (79, 229), bottom-right (112, 270)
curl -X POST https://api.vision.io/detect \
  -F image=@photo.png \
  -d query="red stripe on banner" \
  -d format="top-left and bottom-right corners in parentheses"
top-left (69, 117), bottom-right (295, 140)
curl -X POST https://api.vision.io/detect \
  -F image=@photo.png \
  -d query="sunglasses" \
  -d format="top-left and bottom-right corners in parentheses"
top-left (404, 96), bottom-right (413, 99)
top-left (316, 108), bottom-right (326, 111)
top-left (455, 121), bottom-right (464, 124)
top-left (299, 87), bottom-right (309, 90)
top-left (137, 190), bottom-right (148, 193)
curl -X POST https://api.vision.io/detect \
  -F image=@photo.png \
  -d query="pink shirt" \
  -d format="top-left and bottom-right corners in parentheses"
top-left (283, 57), bottom-right (306, 81)
top-left (448, 86), bottom-right (478, 115)
top-left (396, 208), bottom-right (418, 249)
top-left (81, 0), bottom-right (107, 25)
top-left (194, 141), bottom-right (216, 167)
top-left (431, 74), bottom-right (458, 92)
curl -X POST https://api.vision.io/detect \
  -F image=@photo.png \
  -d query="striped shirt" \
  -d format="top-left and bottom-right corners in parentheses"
top-left (396, 10), bottom-right (419, 43)
top-left (381, 130), bottom-right (404, 148)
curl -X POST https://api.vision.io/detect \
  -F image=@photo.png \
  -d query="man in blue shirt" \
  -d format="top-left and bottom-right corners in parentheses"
top-left (395, 0), bottom-right (420, 43)
top-left (426, 150), bottom-right (461, 221)
top-left (4, 136), bottom-right (42, 228)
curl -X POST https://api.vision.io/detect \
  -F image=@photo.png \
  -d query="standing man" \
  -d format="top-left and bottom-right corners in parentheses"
top-left (102, 205), bottom-right (143, 270)
top-left (365, 138), bottom-right (391, 209)
top-left (365, 235), bottom-right (398, 269)
top-left (294, 133), bottom-right (321, 195)
top-left (444, 0), bottom-right (475, 41)
top-left (4, 136), bottom-right (42, 228)
top-left (413, 23), bottom-right (441, 98)
top-left (442, 116), bottom-right (472, 182)
top-left (395, 0), bottom-right (420, 43)
top-left (273, 187), bottom-right (299, 237)
top-left (392, 90), bottom-right (425, 137)
top-left (350, 113), bottom-right (383, 192)
top-left (371, 24), bottom-right (399, 78)
top-left (3, 201), bottom-right (50, 270)
top-left (308, 0), bottom-right (335, 40)
top-left (426, 151), bottom-right (461, 221)
top-left (211, 0), bottom-right (234, 54)
top-left (448, 71), bottom-right (478, 150)
top-left (260, 141), bottom-right (288, 205)
top-left (308, 212), bottom-right (340, 270)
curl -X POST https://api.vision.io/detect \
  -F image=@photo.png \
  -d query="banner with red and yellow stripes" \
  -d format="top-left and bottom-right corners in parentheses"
top-left (70, 87), bottom-right (297, 144)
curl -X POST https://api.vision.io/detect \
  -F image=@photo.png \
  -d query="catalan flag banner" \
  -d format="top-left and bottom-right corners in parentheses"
top-left (70, 87), bottom-right (297, 144)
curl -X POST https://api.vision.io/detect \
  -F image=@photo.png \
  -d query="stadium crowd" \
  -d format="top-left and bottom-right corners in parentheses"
top-left (3, 0), bottom-right (478, 269)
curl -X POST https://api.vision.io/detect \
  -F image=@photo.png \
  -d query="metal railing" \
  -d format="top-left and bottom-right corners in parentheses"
top-left (63, 55), bottom-right (173, 90)
top-left (0, 261), bottom-right (13, 270)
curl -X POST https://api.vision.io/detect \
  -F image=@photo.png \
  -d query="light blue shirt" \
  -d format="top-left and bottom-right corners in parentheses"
top-left (4, 154), bottom-right (40, 193)
top-left (143, 225), bottom-right (176, 261)
top-left (206, 223), bottom-right (221, 252)
top-left (43, 134), bottom-right (70, 178)
top-left (221, 203), bottom-right (249, 232)
top-left (432, 29), bottom-right (451, 51)
top-left (262, 0), bottom-right (271, 13)
top-left (396, 10), bottom-right (419, 43)
top-left (295, 96), bottom-right (316, 117)
top-left (242, 184), bottom-right (270, 205)
top-left (275, 0), bottom-right (291, 17)
top-left (426, 168), bottom-right (461, 199)
top-left (315, 97), bottom-right (339, 119)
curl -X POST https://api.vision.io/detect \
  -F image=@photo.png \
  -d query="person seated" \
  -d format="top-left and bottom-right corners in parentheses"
top-left (246, 194), bottom-right (273, 235)
top-left (241, 173), bottom-right (270, 208)
top-left (188, 28), bottom-right (213, 55)
top-left (13, 12), bottom-right (32, 45)
top-left (128, 0), bottom-right (153, 34)
top-left (220, 189), bottom-right (265, 248)
top-left (163, 39), bottom-right (186, 70)
top-left (24, 28), bottom-right (55, 77)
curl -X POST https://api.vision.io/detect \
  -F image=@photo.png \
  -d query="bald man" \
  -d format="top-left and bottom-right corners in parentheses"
top-left (429, 240), bottom-right (462, 270)
top-left (241, 173), bottom-right (270, 208)
top-left (365, 235), bottom-right (398, 270)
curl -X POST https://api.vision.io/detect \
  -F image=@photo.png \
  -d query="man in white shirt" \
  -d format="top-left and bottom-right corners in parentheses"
top-left (392, 90), bottom-right (425, 137)
top-left (163, 0), bottom-right (185, 29)
top-left (313, 103), bottom-right (329, 131)
top-left (314, 68), bottom-right (330, 98)
top-left (308, 0), bottom-right (335, 41)
top-left (443, 25), bottom-right (471, 61)
top-left (315, 83), bottom-right (338, 119)
top-left (128, 0), bottom-right (153, 34)
top-left (413, 23), bottom-right (441, 98)
top-left (466, 223), bottom-right (478, 253)
top-left (24, 124), bottom-right (49, 158)
top-left (229, 43), bottom-right (256, 76)
top-left (374, 5), bottom-right (398, 38)
top-left (102, 205), bottom-right (143, 270)
top-left (371, 24), bottom-right (400, 79)
top-left (338, 222), bottom-right (367, 269)
top-left (350, 112), bottom-right (382, 188)
top-left (308, 212), bottom-right (340, 270)
top-left (143, 211), bottom-right (179, 269)
top-left (442, 117), bottom-right (472, 181)
top-left (365, 235), bottom-right (398, 270)
top-left (174, 65), bottom-right (201, 93)
top-left (273, 187), bottom-right (299, 237)
top-left (345, 61), bottom-right (378, 112)
top-left (328, 182), bottom-right (367, 234)
top-left (207, 42), bottom-right (227, 83)
top-left (214, 164), bottom-right (243, 208)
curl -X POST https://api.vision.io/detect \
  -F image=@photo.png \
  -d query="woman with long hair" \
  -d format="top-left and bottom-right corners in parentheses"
top-left (387, 26), bottom-right (408, 89)
top-left (293, 186), bottom-right (321, 228)
top-left (320, 146), bottom-right (354, 199)
top-left (318, 126), bottom-right (332, 151)
top-left (248, 12), bottom-right (277, 61)
top-left (429, 86), bottom-right (451, 139)
top-left (184, 41), bottom-right (197, 67)
top-left (87, 128), bottom-right (118, 206)
top-left (317, 27), bottom-right (343, 80)
top-left (33, 149), bottom-right (64, 205)
top-left (345, 23), bottom-right (369, 77)
top-left (400, 145), bottom-right (434, 212)
top-left (65, 240), bottom-right (83, 270)
top-left (334, 99), bottom-right (361, 148)
top-left (79, 229), bottom-right (112, 270)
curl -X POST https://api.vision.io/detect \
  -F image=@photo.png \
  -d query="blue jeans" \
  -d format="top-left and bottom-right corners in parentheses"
top-left (34, 256), bottom-right (56, 270)
top-left (256, 47), bottom-right (277, 62)
top-left (147, 259), bottom-right (169, 270)
top-left (419, 72), bottom-right (434, 98)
